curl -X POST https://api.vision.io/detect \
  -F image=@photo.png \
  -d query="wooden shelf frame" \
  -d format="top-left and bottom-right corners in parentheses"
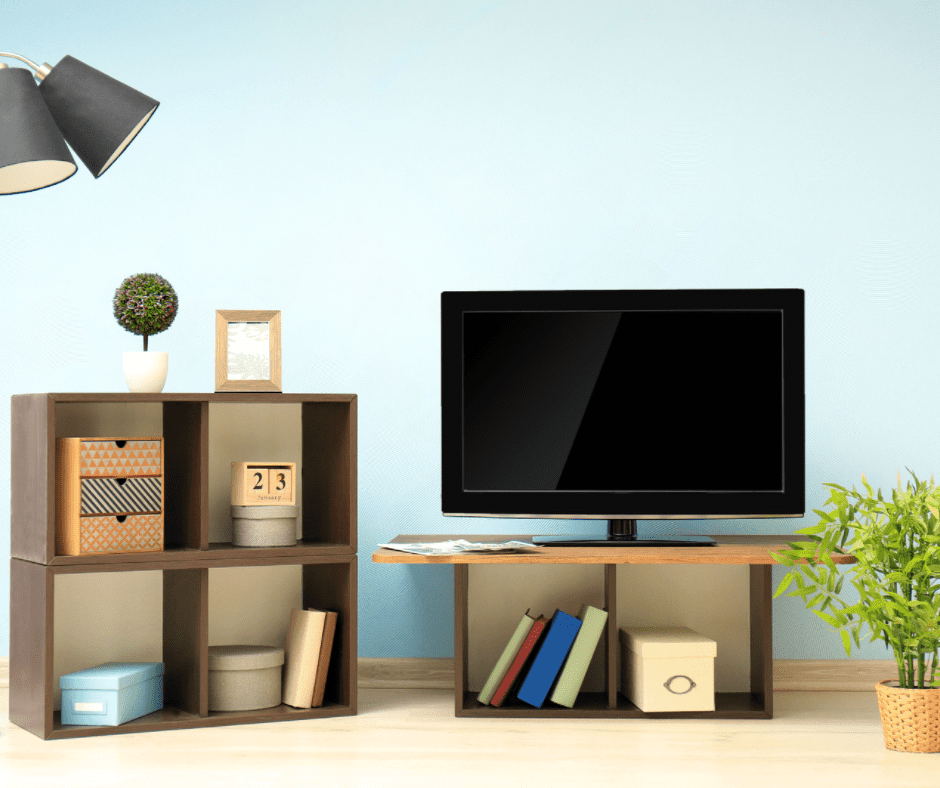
top-left (10, 392), bottom-right (358, 740)
top-left (374, 534), bottom-right (855, 720)
top-left (12, 392), bottom-right (357, 564)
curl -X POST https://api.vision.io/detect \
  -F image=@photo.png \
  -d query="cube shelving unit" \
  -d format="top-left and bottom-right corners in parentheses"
top-left (10, 392), bottom-right (357, 739)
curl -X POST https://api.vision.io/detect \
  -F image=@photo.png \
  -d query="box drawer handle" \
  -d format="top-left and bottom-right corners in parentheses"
top-left (664, 675), bottom-right (696, 695)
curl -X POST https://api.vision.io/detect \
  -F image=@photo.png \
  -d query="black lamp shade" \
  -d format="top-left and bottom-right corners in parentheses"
top-left (0, 67), bottom-right (77, 195)
top-left (39, 55), bottom-right (159, 178)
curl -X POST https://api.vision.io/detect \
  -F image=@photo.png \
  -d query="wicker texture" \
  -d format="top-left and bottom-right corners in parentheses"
top-left (875, 679), bottom-right (940, 753)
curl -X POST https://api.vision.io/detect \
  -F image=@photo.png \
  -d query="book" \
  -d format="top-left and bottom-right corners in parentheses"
top-left (310, 610), bottom-right (338, 707)
top-left (549, 604), bottom-right (608, 708)
top-left (490, 613), bottom-right (549, 707)
top-left (478, 609), bottom-right (538, 705)
top-left (516, 609), bottom-right (582, 708)
top-left (282, 608), bottom-right (327, 708)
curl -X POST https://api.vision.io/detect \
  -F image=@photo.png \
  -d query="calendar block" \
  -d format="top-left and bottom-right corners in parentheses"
top-left (231, 462), bottom-right (296, 506)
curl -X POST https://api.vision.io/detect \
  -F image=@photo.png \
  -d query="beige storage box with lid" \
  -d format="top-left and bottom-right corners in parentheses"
top-left (230, 505), bottom-right (299, 547)
top-left (620, 626), bottom-right (717, 712)
top-left (208, 645), bottom-right (285, 712)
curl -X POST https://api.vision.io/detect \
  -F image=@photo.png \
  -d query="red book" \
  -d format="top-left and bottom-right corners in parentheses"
top-left (490, 614), bottom-right (549, 707)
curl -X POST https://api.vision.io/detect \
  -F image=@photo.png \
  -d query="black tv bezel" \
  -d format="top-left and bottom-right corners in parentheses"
top-left (441, 288), bottom-right (805, 520)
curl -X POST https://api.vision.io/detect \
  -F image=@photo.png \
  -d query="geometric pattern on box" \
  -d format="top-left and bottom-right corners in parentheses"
top-left (79, 514), bottom-right (164, 554)
top-left (57, 436), bottom-right (165, 557)
top-left (80, 476), bottom-right (162, 515)
top-left (79, 439), bottom-right (162, 477)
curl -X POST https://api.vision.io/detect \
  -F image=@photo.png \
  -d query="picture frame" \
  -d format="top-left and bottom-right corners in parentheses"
top-left (215, 310), bottom-right (282, 392)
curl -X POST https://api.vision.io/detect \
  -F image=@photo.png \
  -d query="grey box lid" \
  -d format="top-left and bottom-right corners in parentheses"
top-left (230, 505), bottom-right (299, 519)
top-left (60, 661), bottom-right (165, 690)
top-left (208, 645), bottom-right (286, 671)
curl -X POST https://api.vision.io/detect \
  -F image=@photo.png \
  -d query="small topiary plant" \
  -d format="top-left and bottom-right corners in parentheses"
top-left (113, 273), bottom-right (178, 351)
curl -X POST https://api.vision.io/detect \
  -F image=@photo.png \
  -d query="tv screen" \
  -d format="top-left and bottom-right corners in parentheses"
top-left (441, 289), bottom-right (804, 545)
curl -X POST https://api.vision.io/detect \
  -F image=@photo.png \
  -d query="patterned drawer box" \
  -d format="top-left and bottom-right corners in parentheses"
top-left (56, 436), bottom-right (164, 556)
top-left (70, 438), bottom-right (163, 477)
top-left (70, 514), bottom-right (164, 556)
top-left (80, 477), bottom-right (162, 516)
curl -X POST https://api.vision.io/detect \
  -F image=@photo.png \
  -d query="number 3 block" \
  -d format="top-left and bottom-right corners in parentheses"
top-left (231, 461), bottom-right (296, 506)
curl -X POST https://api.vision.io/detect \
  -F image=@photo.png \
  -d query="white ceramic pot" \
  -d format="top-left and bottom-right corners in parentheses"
top-left (123, 351), bottom-right (169, 393)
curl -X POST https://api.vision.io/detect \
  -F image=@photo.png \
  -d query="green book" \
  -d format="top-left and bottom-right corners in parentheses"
top-left (478, 609), bottom-right (537, 705)
top-left (549, 604), bottom-right (608, 708)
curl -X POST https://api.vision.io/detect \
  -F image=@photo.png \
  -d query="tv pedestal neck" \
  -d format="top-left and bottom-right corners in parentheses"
top-left (532, 519), bottom-right (717, 547)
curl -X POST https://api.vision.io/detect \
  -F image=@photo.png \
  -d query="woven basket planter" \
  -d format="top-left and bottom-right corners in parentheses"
top-left (875, 679), bottom-right (940, 753)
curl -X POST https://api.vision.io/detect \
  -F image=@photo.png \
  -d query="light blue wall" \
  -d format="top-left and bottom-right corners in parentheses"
top-left (2, 1), bottom-right (939, 660)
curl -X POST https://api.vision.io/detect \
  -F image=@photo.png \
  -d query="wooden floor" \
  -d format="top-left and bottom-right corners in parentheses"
top-left (2, 688), bottom-right (938, 786)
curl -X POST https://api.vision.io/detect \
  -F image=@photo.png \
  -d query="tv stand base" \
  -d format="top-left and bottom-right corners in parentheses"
top-left (533, 518), bottom-right (717, 547)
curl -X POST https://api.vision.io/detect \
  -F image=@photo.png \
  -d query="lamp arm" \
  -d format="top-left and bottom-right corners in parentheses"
top-left (0, 51), bottom-right (42, 71)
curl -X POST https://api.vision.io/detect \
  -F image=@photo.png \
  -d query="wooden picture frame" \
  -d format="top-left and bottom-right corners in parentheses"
top-left (215, 310), bottom-right (282, 392)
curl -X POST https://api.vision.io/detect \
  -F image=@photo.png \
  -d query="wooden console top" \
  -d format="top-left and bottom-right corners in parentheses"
top-left (372, 534), bottom-right (856, 566)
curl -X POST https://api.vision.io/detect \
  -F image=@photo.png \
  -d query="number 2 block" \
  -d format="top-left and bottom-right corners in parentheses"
top-left (231, 462), bottom-right (296, 506)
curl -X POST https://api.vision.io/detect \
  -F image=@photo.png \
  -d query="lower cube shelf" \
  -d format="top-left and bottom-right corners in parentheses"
top-left (11, 553), bottom-right (357, 740)
top-left (452, 561), bottom-right (773, 720)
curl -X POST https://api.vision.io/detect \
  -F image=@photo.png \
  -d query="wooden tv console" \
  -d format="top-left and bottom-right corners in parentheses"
top-left (373, 534), bottom-right (855, 720)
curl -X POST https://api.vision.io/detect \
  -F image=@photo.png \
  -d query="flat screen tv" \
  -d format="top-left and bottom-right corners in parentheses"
top-left (441, 289), bottom-right (804, 546)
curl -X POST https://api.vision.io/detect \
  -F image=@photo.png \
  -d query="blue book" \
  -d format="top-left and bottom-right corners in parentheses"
top-left (516, 610), bottom-right (582, 708)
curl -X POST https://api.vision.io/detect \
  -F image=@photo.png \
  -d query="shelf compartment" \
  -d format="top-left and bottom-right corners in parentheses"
top-left (12, 556), bottom-right (357, 739)
top-left (53, 567), bottom-right (204, 729)
top-left (11, 393), bottom-right (357, 564)
top-left (449, 558), bottom-right (774, 720)
top-left (203, 558), bottom-right (356, 719)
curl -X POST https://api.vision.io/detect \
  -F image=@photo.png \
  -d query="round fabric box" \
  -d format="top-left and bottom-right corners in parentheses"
top-left (231, 505), bottom-right (298, 547)
top-left (208, 645), bottom-right (285, 711)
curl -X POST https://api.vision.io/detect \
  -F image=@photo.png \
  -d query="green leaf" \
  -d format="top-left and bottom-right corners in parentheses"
top-left (841, 629), bottom-right (852, 656)
top-left (813, 610), bottom-right (843, 628)
top-left (771, 551), bottom-right (795, 567)
top-left (774, 573), bottom-right (795, 598)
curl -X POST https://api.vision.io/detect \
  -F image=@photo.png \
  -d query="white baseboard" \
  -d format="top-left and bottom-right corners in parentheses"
top-left (0, 657), bottom-right (898, 692)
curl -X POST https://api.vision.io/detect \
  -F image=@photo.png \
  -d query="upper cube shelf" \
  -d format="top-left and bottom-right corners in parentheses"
top-left (11, 393), bottom-right (357, 566)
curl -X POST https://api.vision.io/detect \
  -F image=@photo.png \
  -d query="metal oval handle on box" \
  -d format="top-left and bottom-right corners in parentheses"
top-left (664, 675), bottom-right (696, 695)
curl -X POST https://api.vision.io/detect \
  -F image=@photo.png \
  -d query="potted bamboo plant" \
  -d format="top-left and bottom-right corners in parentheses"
top-left (773, 470), bottom-right (940, 752)
top-left (113, 273), bottom-right (178, 392)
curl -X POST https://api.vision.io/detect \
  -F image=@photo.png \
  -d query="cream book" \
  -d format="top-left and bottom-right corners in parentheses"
top-left (311, 610), bottom-right (338, 707)
top-left (282, 608), bottom-right (327, 708)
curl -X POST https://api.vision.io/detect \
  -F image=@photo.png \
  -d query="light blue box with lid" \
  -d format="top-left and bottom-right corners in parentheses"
top-left (60, 662), bottom-right (164, 726)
